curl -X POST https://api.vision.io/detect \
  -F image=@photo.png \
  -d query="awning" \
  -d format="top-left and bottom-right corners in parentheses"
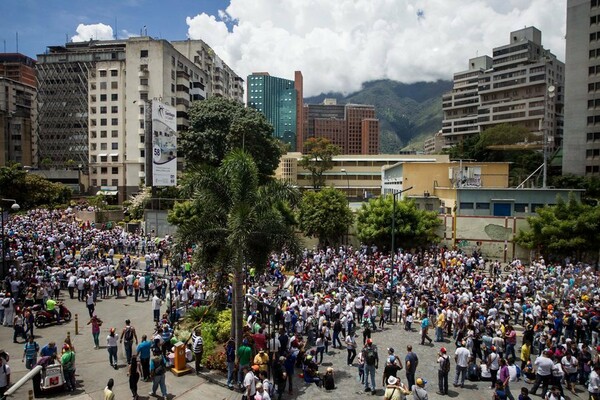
top-left (97, 153), bottom-right (107, 157)
top-left (109, 153), bottom-right (119, 157)
top-left (96, 190), bottom-right (118, 196)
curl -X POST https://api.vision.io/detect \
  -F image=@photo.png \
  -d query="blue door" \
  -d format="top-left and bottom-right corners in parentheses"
top-left (493, 202), bottom-right (512, 216)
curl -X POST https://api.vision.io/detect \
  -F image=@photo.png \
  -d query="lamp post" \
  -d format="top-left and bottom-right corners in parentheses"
top-left (1, 198), bottom-right (20, 279)
top-left (390, 186), bottom-right (413, 288)
top-left (340, 169), bottom-right (350, 245)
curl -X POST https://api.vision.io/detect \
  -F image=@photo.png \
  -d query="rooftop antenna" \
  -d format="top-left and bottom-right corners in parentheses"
top-left (144, 25), bottom-right (147, 36)
top-left (114, 17), bottom-right (118, 40)
top-left (16, 32), bottom-right (18, 53)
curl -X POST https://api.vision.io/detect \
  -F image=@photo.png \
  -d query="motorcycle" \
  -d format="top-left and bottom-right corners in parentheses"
top-left (33, 303), bottom-right (72, 328)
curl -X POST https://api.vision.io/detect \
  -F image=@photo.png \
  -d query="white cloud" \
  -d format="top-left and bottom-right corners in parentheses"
top-left (186, 0), bottom-right (566, 96)
top-left (72, 23), bottom-right (114, 42)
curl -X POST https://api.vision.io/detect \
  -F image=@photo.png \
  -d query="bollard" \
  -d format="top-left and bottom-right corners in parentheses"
top-left (67, 331), bottom-right (71, 343)
top-left (75, 314), bottom-right (79, 335)
top-left (28, 389), bottom-right (34, 400)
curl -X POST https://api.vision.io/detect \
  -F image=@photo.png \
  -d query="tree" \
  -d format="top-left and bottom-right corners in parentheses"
top-left (355, 195), bottom-right (440, 251)
top-left (179, 97), bottom-right (283, 182)
top-left (298, 187), bottom-right (353, 246)
top-left (550, 174), bottom-right (600, 202)
top-left (0, 164), bottom-right (71, 209)
top-left (299, 137), bottom-right (341, 189)
top-left (168, 149), bottom-right (300, 350)
top-left (514, 193), bottom-right (600, 261)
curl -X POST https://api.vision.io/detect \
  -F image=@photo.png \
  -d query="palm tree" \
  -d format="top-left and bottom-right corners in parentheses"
top-left (171, 149), bottom-right (300, 349)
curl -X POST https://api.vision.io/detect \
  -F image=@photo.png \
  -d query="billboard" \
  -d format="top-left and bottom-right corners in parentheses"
top-left (151, 101), bottom-right (177, 186)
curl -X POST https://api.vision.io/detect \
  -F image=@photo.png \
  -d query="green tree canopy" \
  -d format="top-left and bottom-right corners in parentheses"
top-left (299, 137), bottom-right (341, 189)
top-left (356, 195), bottom-right (440, 251)
top-left (514, 193), bottom-right (600, 261)
top-left (179, 97), bottom-right (283, 181)
top-left (0, 164), bottom-right (71, 209)
top-left (550, 174), bottom-right (600, 201)
top-left (298, 187), bottom-right (353, 246)
top-left (168, 149), bottom-right (300, 349)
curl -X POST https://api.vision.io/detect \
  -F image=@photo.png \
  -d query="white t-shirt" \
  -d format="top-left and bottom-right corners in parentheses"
top-left (244, 371), bottom-right (257, 396)
top-left (455, 347), bottom-right (470, 368)
top-left (0, 362), bottom-right (10, 387)
top-left (534, 356), bottom-right (554, 376)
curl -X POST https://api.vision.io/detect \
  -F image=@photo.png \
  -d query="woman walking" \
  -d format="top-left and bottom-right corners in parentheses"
top-left (107, 327), bottom-right (119, 369)
top-left (128, 354), bottom-right (142, 399)
top-left (87, 314), bottom-right (102, 349)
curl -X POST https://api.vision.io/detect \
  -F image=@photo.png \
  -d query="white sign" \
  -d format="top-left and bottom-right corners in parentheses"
top-left (151, 101), bottom-right (177, 187)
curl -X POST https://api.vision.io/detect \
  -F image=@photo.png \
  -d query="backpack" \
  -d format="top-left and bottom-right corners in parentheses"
top-left (153, 357), bottom-right (165, 375)
top-left (2, 298), bottom-right (10, 307)
top-left (124, 327), bottom-right (134, 342)
top-left (365, 347), bottom-right (377, 366)
top-left (442, 356), bottom-right (451, 373)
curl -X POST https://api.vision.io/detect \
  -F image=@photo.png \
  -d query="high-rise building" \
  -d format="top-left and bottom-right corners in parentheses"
top-left (246, 71), bottom-right (303, 151)
top-left (303, 100), bottom-right (379, 154)
top-left (563, 0), bottom-right (600, 176)
top-left (441, 27), bottom-right (564, 154)
top-left (36, 37), bottom-right (241, 201)
top-left (0, 53), bottom-right (36, 166)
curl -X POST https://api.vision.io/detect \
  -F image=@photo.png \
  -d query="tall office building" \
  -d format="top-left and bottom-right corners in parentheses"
top-left (441, 27), bottom-right (564, 154)
top-left (0, 53), bottom-right (36, 166)
top-left (247, 71), bottom-right (303, 151)
top-left (563, 0), bottom-right (600, 175)
top-left (303, 100), bottom-right (379, 154)
top-left (36, 37), bottom-right (241, 201)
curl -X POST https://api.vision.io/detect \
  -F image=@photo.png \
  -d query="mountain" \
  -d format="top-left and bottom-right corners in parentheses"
top-left (305, 79), bottom-right (452, 153)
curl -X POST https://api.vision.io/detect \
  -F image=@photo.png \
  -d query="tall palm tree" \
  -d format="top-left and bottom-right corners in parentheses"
top-left (171, 149), bottom-right (300, 349)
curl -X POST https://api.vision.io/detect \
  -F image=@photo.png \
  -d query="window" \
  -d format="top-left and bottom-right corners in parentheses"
top-left (100, 106), bottom-right (107, 114)
top-left (139, 106), bottom-right (144, 115)
top-left (140, 150), bottom-right (145, 157)
top-left (140, 92), bottom-right (148, 101)
top-left (140, 50), bottom-right (148, 58)
top-left (90, 143), bottom-right (97, 150)
top-left (100, 143), bottom-right (107, 150)
top-left (459, 202), bottom-right (474, 210)
top-left (111, 118), bottom-right (118, 126)
top-left (531, 204), bottom-right (544, 212)
top-left (100, 119), bottom-right (107, 126)
top-left (111, 81), bottom-right (118, 89)
top-left (111, 154), bottom-right (118, 162)
top-left (110, 70), bottom-right (118, 77)
top-left (111, 93), bottom-right (118, 101)
top-left (514, 203), bottom-right (528, 212)
top-left (100, 94), bottom-right (107, 101)
top-left (101, 179), bottom-right (108, 186)
top-left (90, 95), bottom-right (96, 102)
top-left (91, 107), bottom-right (97, 114)
top-left (111, 179), bottom-right (119, 186)
top-left (112, 142), bottom-right (118, 150)
top-left (475, 202), bottom-right (490, 210)
top-left (99, 70), bottom-right (107, 77)
top-left (91, 131), bottom-right (97, 139)
top-left (140, 120), bottom-right (145, 129)
top-left (111, 130), bottom-right (118, 138)
top-left (100, 167), bottom-right (108, 174)
top-left (100, 130), bottom-right (107, 138)
top-left (100, 82), bottom-right (107, 90)
top-left (112, 167), bottom-right (119, 175)
top-left (111, 106), bottom-right (118, 113)
top-left (91, 179), bottom-right (97, 186)
top-left (140, 78), bottom-right (148, 85)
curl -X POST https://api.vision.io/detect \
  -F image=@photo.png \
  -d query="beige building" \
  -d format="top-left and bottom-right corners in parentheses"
top-left (276, 152), bottom-right (450, 199)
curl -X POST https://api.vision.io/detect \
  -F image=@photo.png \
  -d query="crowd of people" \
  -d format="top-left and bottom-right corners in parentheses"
top-left (2, 208), bottom-right (600, 400)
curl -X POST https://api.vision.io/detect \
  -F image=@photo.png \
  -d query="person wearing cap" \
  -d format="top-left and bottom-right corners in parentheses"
top-left (384, 375), bottom-right (409, 400)
top-left (244, 365), bottom-right (258, 399)
top-left (254, 349), bottom-right (269, 375)
top-left (106, 327), bottom-right (119, 369)
top-left (362, 338), bottom-right (379, 395)
top-left (412, 377), bottom-right (428, 400)
top-left (437, 347), bottom-right (450, 395)
top-left (488, 345), bottom-right (500, 389)
top-left (61, 344), bottom-right (76, 392)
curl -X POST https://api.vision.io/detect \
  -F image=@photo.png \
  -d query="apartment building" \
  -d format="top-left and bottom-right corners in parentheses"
top-left (0, 53), bottom-right (37, 166)
top-left (36, 37), bottom-right (239, 202)
top-left (303, 100), bottom-right (380, 154)
top-left (441, 27), bottom-right (564, 153)
top-left (563, 0), bottom-right (600, 175)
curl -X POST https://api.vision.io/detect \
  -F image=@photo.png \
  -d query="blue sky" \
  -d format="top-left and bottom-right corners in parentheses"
top-left (0, 0), bottom-right (231, 58)
top-left (0, 0), bottom-right (566, 96)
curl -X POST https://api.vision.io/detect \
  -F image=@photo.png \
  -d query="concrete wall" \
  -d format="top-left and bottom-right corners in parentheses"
top-left (143, 210), bottom-right (177, 237)
top-left (438, 214), bottom-right (531, 262)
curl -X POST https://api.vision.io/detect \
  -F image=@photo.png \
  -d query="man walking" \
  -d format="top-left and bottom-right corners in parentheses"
top-left (453, 341), bottom-right (470, 388)
top-left (362, 338), bottom-right (379, 395)
top-left (405, 345), bottom-right (419, 389)
top-left (530, 349), bottom-right (553, 398)
top-left (345, 332), bottom-right (358, 365)
top-left (151, 293), bottom-right (162, 322)
top-left (437, 347), bottom-right (450, 395)
top-left (136, 335), bottom-right (152, 381)
top-left (120, 319), bottom-right (138, 365)
top-left (191, 327), bottom-right (204, 374)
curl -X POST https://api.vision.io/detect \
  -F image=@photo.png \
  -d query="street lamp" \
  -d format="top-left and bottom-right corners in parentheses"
top-left (340, 168), bottom-right (350, 198)
top-left (390, 186), bottom-right (413, 290)
top-left (1, 198), bottom-right (20, 279)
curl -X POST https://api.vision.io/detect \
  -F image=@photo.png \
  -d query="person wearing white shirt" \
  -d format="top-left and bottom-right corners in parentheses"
top-left (531, 350), bottom-right (554, 397)
top-left (453, 343), bottom-right (470, 388)
top-left (151, 294), bottom-right (162, 322)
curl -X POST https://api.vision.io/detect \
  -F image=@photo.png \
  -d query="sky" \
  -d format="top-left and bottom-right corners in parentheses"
top-left (0, 0), bottom-right (566, 97)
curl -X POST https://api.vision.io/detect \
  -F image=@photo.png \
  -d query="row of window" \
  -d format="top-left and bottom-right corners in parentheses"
top-left (91, 106), bottom-right (119, 114)
top-left (588, 132), bottom-right (600, 141)
top-left (586, 165), bottom-right (600, 174)
top-left (98, 70), bottom-right (119, 77)
top-left (91, 130), bottom-right (119, 139)
top-left (587, 149), bottom-right (600, 158)
top-left (90, 143), bottom-right (119, 150)
top-left (90, 81), bottom-right (119, 90)
top-left (460, 202), bottom-right (542, 212)
top-left (91, 179), bottom-right (119, 187)
top-left (93, 167), bottom-right (120, 175)
top-left (91, 94), bottom-right (118, 102)
top-left (91, 118), bottom-right (119, 127)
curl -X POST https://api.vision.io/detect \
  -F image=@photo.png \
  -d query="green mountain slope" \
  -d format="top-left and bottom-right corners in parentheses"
top-left (305, 79), bottom-right (452, 153)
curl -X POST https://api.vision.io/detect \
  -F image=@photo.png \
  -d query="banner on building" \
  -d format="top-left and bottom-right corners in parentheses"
top-left (151, 101), bottom-right (177, 187)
